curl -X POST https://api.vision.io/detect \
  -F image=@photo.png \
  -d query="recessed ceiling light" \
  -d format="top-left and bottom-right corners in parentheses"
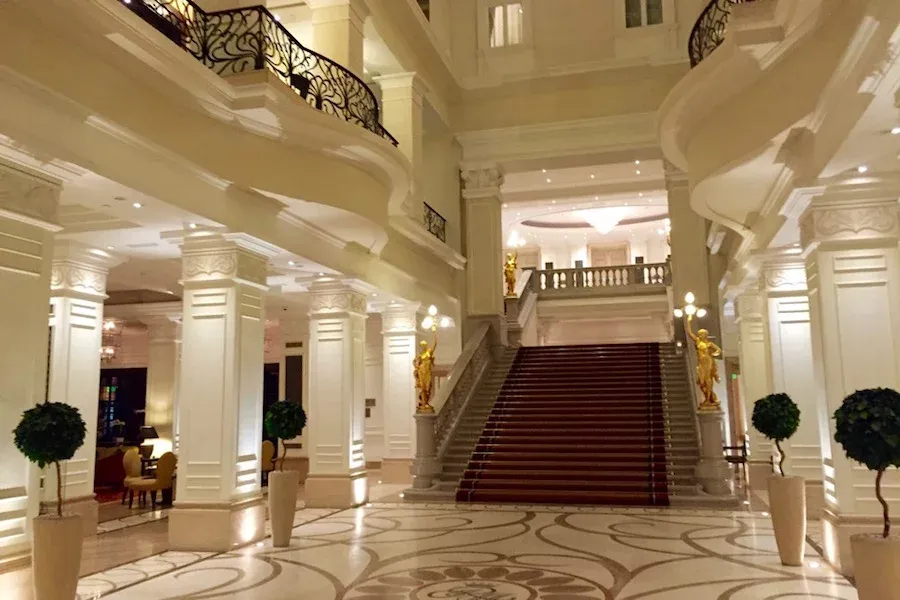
top-left (891, 127), bottom-right (900, 135)
top-left (288, 260), bottom-right (295, 266)
top-left (594, 196), bottom-right (599, 200)
top-left (857, 165), bottom-right (869, 173)
top-left (541, 169), bottom-right (546, 173)
top-left (188, 222), bottom-right (197, 229)
top-left (132, 201), bottom-right (142, 208)
top-left (503, 203), bottom-right (508, 208)
top-left (590, 174), bottom-right (595, 179)
top-left (318, 272), bottom-right (325, 276)
top-left (639, 193), bottom-right (643, 197)
top-left (551, 200), bottom-right (556, 204)
top-left (372, 293), bottom-right (378, 297)
top-left (546, 178), bottom-right (551, 183)
top-left (635, 160), bottom-right (640, 165)
top-left (636, 170), bottom-right (641, 175)
top-left (106, 245), bottom-right (114, 250)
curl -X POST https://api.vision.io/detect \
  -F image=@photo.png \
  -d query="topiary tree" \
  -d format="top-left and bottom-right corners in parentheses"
top-left (13, 402), bottom-right (86, 517)
top-left (834, 387), bottom-right (900, 538)
top-left (264, 401), bottom-right (307, 471)
top-left (751, 393), bottom-right (800, 477)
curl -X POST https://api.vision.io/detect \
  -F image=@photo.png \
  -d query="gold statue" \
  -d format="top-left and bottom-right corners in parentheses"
top-left (684, 314), bottom-right (722, 411)
top-left (413, 324), bottom-right (438, 414)
top-left (504, 251), bottom-right (518, 296)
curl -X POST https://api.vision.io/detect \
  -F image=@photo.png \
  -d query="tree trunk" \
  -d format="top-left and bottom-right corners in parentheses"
top-left (54, 461), bottom-right (63, 517)
top-left (876, 469), bottom-right (891, 538)
top-left (774, 439), bottom-right (786, 477)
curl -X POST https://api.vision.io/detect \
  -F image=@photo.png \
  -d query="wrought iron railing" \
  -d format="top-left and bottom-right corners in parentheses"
top-left (121, 0), bottom-right (398, 145)
top-left (534, 262), bottom-right (671, 295)
top-left (688, 0), bottom-right (756, 67)
top-left (424, 202), bottom-right (446, 243)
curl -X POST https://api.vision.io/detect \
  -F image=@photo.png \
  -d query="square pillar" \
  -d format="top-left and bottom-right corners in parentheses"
top-left (665, 162), bottom-right (710, 308)
top-left (380, 302), bottom-right (420, 483)
top-left (168, 233), bottom-right (274, 551)
top-left (734, 292), bottom-right (774, 488)
top-left (143, 316), bottom-right (180, 458)
top-left (373, 72), bottom-right (426, 220)
top-left (47, 241), bottom-right (121, 536)
top-left (800, 180), bottom-right (900, 576)
top-left (0, 164), bottom-right (59, 568)
top-left (461, 166), bottom-right (506, 344)
top-left (308, 0), bottom-right (366, 76)
top-left (759, 256), bottom-right (824, 514)
top-left (305, 280), bottom-right (368, 507)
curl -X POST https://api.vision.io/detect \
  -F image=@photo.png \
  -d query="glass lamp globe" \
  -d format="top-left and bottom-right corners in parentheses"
top-left (685, 304), bottom-right (697, 316)
top-left (684, 292), bottom-right (695, 304)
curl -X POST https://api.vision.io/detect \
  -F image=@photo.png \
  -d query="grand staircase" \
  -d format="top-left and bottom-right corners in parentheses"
top-left (453, 343), bottom-right (698, 506)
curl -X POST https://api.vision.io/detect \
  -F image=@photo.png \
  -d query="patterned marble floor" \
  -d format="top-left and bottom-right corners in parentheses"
top-left (93, 503), bottom-right (855, 600)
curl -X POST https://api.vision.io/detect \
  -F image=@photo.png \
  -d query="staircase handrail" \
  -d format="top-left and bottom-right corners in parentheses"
top-left (688, 0), bottom-right (757, 67)
top-left (121, 0), bottom-right (398, 144)
top-left (535, 262), bottom-right (671, 296)
top-left (432, 322), bottom-right (493, 460)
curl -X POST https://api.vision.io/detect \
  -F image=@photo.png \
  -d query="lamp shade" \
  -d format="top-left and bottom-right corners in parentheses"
top-left (140, 425), bottom-right (159, 439)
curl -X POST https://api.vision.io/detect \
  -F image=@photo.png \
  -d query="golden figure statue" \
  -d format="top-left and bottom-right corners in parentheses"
top-left (504, 251), bottom-right (518, 297)
top-left (684, 314), bottom-right (722, 411)
top-left (413, 325), bottom-right (438, 414)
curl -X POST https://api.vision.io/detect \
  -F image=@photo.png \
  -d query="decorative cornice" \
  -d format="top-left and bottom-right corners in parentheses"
top-left (0, 161), bottom-right (61, 231)
top-left (461, 166), bottom-right (503, 200)
top-left (308, 280), bottom-right (367, 317)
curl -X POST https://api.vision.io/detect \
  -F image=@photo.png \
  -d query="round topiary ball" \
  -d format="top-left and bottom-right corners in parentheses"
top-left (264, 401), bottom-right (307, 442)
top-left (752, 393), bottom-right (800, 442)
top-left (834, 388), bottom-right (900, 472)
top-left (13, 402), bottom-right (86, 468)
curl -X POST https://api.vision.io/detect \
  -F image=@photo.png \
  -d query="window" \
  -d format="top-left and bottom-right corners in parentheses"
top-left (625, 0), bottom-right (663, 28)
top-left (488, 2), bottom-right (523, 48)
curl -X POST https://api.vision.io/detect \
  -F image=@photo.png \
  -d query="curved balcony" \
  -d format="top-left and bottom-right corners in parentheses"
top-left (688, 0), bottom-right (756, 67)
top-left (123, 0), bottom-right (398, 145)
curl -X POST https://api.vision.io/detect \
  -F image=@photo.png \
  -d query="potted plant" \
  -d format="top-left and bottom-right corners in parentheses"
top-left (834, 387), bottom-right (900, 600)
top-left (264, 401), bottom-right (307, 547)
top-left (13, 401), bottom-right (86, 600)
top-left (752, 392), bottom-right (803, 566)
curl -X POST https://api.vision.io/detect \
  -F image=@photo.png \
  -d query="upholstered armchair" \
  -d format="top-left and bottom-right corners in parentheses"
top-left (126, 452), bottom-right (177, 509)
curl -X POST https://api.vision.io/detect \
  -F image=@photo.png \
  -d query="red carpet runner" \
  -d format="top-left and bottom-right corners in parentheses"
top-left (456, 343), bottom-right (669, 506)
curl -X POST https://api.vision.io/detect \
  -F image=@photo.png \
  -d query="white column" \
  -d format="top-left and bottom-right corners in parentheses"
top-left (461, 166), bottom-right (506, 343)
top-left (278, 317), bottom-right (309, 478)
top-left (46, 241), bottom-right (120, 536)
top-left (168, 233), bottom-right (273, 551)
top-left (143, 316), bottom-right (180, 458)
top-left (665, 163), bottom-right (711, 307)
top-left (734, 292), bottom-right (773, 488)
top-left (374, 72), bottom-right (426, 220)
top-left (759, 257), bottom-right (823, 513)
top-left (801, 180), bottom-right (900, 575)
top-left (0, 163), bottom-right (59, 567)
top-left (307, 0), bottom-right (366, 76)
top-left (305, 279), bottom-right (368, 508)
top-left (380, 302), bottom-right (420, 484)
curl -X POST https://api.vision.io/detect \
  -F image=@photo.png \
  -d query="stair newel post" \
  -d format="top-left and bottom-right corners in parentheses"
top-left (411, 413), bottom-right (440, 489)
top-left (695, 409), bottom-right (732, 495)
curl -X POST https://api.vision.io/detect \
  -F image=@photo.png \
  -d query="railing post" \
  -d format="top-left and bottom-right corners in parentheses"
top-left (411, 413), bottom-right (440, 489)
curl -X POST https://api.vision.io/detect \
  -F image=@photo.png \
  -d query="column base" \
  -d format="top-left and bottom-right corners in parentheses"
top-left (380, 459), bottom-right (413, 484)
top-left (304, 471), bottom-right (368, 508)
top-left (281, 457), bottom-right (310, 483)
top-left (168, 496), bottom-right (266, 552)
top-left (695, 458), bottom-right (733, 496)
top-left (805, 479), bottom-right (825, 519)
top-left (748, 460), bottom-right (774, 491)
top-left (821, 508), bottom-right (888, 577)
top-left (42, 495), bottom-right (98, 536)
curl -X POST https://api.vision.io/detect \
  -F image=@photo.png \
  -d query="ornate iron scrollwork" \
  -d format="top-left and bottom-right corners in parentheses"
top-left (424, 202), bottom-right (447, 243)
top-left (123, 0), bottom-right (397, 145)
top-left (688, 0), bottom-right (756, 67)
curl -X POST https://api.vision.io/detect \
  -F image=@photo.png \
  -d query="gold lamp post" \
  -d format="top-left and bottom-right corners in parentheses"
top-left (674, 292), bottom-right (722, 411)
top-left (414, 305), bottom-right (452, 414)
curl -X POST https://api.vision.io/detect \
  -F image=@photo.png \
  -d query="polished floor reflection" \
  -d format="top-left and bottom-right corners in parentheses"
top-left (89, 503), bottom-right (853, 600)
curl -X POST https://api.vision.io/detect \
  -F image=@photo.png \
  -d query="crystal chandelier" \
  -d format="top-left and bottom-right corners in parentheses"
top-left (100, 319), bottom-right (122, 363)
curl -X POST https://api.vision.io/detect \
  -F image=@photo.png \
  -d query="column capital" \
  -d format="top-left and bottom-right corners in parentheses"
top-left (373, 72), bottom-right (429, 102)
top-left (663, 160), bottom-right (689, 190)
top-left (0, 161), bottom-right (61, 231)
top-left (461, 165), bottom-right (504, 201)
top-left (308, 279), bottom-right (367, 318)
top-left (800, 178), bottom-right (900, 251)
top-left (51, 241), bottom-right (122, 299)
top-left (734, 292), bottom-right (765, 322)
top-left (381, 301), bottom-right (421, 335)
top-left (181, 232), bottom-right (274, 290)
top-left (754, 250), bottom-right (807, 295)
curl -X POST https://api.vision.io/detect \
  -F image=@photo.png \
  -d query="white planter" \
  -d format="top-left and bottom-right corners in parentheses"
top-left (767, 474), bottom-right (806, 566)
top-left (851, 533), bottom-right (900, 600)
top-left (32, 514), bottom-right (83, 600)
top-left (268, 470), bottom-right (300, 547)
